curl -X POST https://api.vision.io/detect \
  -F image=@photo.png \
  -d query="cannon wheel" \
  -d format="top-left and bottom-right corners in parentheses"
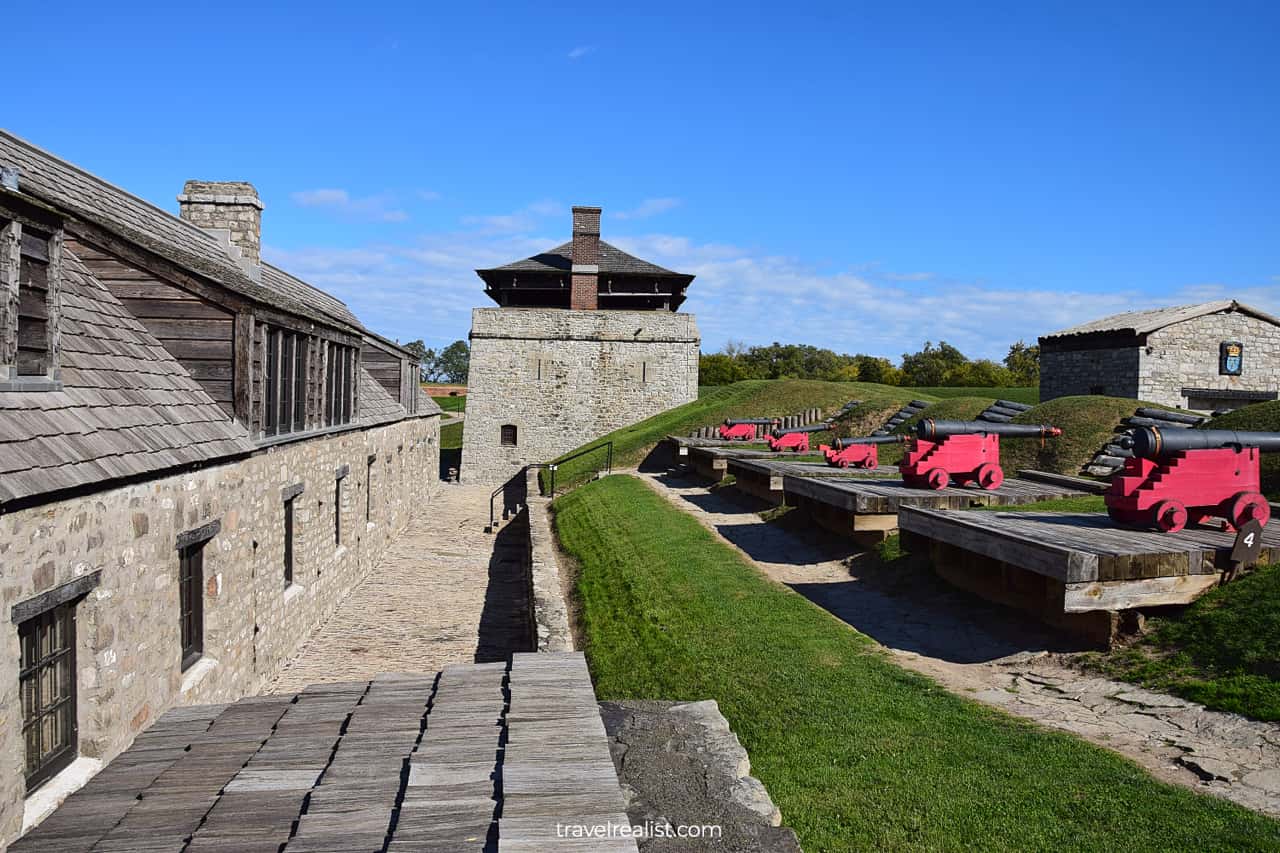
top-left (860, 458), bottom-right (877, 470)
top-left (1228, 492), bottom-right (1271, 529)
top-left (1152, 499), bottom-right (1188, 533)
top-left (838, 458), bottom-right (850, 469)
top-left (975, 463), bottom-right (1004, 491)
top-left (925, 468), bottom-right (950, 490)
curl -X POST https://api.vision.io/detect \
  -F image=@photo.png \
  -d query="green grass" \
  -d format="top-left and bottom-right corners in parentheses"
top-left (971, 495), bottom-right (1108, 513)
top-left (546, 380), bottom-right (920, 490)
top-left (1076, 562), bottom-right (1280, 722)
top-left (556, 476), bottom-right (1279, 851)
top-left (999, 395), bottom-right (1173, 476)
top-left (440, 420), bottom-right (463, 450)
top-left (431, 394), bottom-right (466, 413)
top-left (1207, 400), bottom-right (1280, 498)
top-left (908, 386), bottom-right (1039, 405)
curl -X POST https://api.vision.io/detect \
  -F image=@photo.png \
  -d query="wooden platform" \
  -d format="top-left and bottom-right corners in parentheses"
top-left (899, 508), bottom-right (1280, 646)
top-left (11, 653), bottom-right (637, 853)
top-left (725, 457), bottom-right (898, 504)
top-left (783, 475), bottom-right (1087, 540)
top-left (683, 443), bottom-right (777, 482)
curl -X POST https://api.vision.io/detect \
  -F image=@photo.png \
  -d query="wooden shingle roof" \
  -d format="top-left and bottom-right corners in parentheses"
top-left (0, 130), bottom-right (364, 335)
top-left (480, 240), bottom-right (688, 278)
top-left (1043, 300), bottom-right (1280, 340)
top-left (357, 368), bottom-right (408, 426)
top-left (0, 253), bottom-right (254, 506)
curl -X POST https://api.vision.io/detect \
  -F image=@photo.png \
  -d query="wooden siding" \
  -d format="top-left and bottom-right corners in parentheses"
top-left (68, 238), bottom-right (236, 415)
top-left (361, 342), bottom-right (403, 403)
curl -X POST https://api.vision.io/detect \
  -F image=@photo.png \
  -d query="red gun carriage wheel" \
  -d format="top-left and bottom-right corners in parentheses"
top-left (1151, 499), bottom-right (1188, 533)
top-left (838, 459), bottom-right (850, 468)
top-left (925, 468), bottom-right (950, 490)
top-left (975, 463), bottom-right (1004, 491)
top-left (1228, 491), bottom-right (1271, 529)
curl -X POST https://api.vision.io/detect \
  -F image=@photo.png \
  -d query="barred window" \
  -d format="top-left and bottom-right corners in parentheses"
top-left (19, 602), bottom-right (77, 792)
top-left (325, 342), bottom-right (354, 427)
top-left (179, 543), bottom-right (205, 671)
top-left (500, 424), bottom-right (518, 447)
top-left (264, 327), bottom-right (310, 436)
top-left (2, 216), bottom-right (63, 391)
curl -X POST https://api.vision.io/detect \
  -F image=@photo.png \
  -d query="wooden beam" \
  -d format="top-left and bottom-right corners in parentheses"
top-left (234, 312), bottom-right (253, 428)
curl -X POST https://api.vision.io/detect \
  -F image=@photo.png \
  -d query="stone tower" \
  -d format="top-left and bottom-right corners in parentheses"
top-left (460, 206), bottom-right (699, 484)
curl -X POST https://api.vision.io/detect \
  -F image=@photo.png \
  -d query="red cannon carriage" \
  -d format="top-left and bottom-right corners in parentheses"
top-left (900, 420), bottom-right (1063, 491)
top-left (718, 418), bottom-right (778, 441)
top-left (821, 435), bottom-right (904, 469)
top-left (766, 422), bottom-right (832, 453)
top-left (1105, 427), bottom-right (1277, 533)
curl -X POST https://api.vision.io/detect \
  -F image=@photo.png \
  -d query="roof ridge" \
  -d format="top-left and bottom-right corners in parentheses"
top-left (0, 128), bottom-right (226, 247)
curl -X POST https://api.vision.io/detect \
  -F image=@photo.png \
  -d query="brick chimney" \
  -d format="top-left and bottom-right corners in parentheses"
top-left (570, 206), bottom-right (601, 310)
top-left (178, 180), bottom-right (264, 277)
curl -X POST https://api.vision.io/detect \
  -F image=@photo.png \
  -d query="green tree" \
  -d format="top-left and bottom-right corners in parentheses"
top-left (436, 340), bottom-right (470, 383)
top-left (403, 339), bottom-right (430, 382)
top-left (900, 341), bottom-right (969, 386)
top-left (1004, 340), bottom-right (1040, 385)
top-left (699, 353), bottom-right (746, 386)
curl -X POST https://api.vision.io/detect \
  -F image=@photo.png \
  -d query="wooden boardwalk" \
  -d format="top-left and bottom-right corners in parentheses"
top-left (900, 508), bottom-right (1280, 617)
top-left (11, 653), bottom-right (634, 853)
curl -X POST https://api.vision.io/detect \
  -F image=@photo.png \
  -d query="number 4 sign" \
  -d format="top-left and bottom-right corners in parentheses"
top-left (1230, 519), bottom-right (1265, 569)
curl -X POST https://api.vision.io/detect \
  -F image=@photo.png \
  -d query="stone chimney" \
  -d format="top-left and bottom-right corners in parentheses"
top-left (569, 206), bottom-right (601, 310)
top-left (178, 180), bottom-right (264, 276)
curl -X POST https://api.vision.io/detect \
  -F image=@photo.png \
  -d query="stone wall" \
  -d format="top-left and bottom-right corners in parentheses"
top-left (0, 414), bottom-right (440, 846)
top-left (1041, 310), bottom-right (1280, 410)
top-left (1140, 312), bottom-right (1280, 409)
top-left (460, 308), bottom-right (699, 484)
top-left (1039, 344), bottom-right (1140, 401)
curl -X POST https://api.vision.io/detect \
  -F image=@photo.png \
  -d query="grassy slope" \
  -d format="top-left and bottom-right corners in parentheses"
top-left (440, 420), bottom-right (463, 450)
top-left (430, 395), bottom-right (466, 413)
top-left (556, 476), bottom-right (1278, 851)
top-left (1077, 563), bottom-right (1280, 721)
top-left (999, 395), bottom-right (1161, 476)
top-left (548, 380), bottom-right (920, 489)
top-left (1206, 400), bottom-right (1280, 498)
top-left (911, 385), bottom-right (1038, 405)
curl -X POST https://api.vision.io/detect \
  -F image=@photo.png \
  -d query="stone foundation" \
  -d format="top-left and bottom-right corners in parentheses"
top-left (0, 415), bottom-right (439, 846)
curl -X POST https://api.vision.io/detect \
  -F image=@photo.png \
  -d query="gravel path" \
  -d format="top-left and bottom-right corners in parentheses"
top-left (266, 483), bottom-right (531, 693)
top-left (637, 469), bottom-right (1280, 818)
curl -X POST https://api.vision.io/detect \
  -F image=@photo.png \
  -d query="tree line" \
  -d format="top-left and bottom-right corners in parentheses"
top-left (699, 340), bottom-right (1040, 387)
top-left (403, 339), bottom-right (470, 383)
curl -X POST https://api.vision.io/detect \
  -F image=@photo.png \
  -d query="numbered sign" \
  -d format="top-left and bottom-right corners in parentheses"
top-left (1230, 518), bottom-right (1264, 567)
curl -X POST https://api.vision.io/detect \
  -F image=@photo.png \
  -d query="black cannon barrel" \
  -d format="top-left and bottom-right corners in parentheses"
top-left (1119, 427), bottom-right (1280, 458)
top-left (915, 419), bottom-right (1063, 440)
top-left (834, 435), bottom-right (905, 449)
top-left (772, 423), bottom-right (834, 436)
top-left (724, 418), bottom-right (779, 426)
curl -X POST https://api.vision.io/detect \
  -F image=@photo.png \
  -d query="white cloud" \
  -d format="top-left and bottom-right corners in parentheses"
top-left (613, 197), bottom-right (681, 220)
top-left (567, 45), bottom-right (596, 60)
top-left (462, 200), bottom-right (564, 235)
top-left (290, 188), bottom-right (409, 223)
top-left (263, 216), bottom-right (1280, 362)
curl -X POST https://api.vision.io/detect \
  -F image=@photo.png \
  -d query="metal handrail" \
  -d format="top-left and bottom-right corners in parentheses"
top-left (543, 441), bottom-right (613, 497)
top-left (485, 442), bottom-right (613, 532)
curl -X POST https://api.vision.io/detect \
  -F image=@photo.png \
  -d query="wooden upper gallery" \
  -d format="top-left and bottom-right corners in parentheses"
top-left (0, 130), bottom-right (439, 510)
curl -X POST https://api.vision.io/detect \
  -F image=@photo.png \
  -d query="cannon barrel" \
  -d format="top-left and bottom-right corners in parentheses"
top-left (724, 418), bottom-right (779, 427)
top-left (915, 419), bottom-right (1063, 440)
top-left (772, 423), bottom-right (834, 436)
top-left (834, 435), bottom-right (905, 449)
top-left (1119, 427), bottom-right (1280, 458)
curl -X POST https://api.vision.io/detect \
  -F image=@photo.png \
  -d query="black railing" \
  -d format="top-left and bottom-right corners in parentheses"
top-left (485, 441), bottom-right (614, 533)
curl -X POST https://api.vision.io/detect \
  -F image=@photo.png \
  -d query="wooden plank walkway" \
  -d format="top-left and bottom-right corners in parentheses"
top-left (11, 654), bottom-right (633, 853)
top-left (783, 475), bottom-right (1087, 515)
top-left (901, 508), bottom-right (1280, 614)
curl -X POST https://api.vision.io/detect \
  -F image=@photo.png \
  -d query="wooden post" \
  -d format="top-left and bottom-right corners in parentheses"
top-left (233, 312), bottom-right (254, 427)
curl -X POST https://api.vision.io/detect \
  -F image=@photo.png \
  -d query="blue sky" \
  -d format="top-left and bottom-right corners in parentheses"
top-left (6, 1), bottom-right (1278, 360)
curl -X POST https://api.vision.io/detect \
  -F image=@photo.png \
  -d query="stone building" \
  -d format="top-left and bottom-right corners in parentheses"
top-left (0, 130), bottom-right (441, 845)
top-left (1040, 300), bottom-right (1280, 411)
top-left (461, 207), bottom-right (700, 484)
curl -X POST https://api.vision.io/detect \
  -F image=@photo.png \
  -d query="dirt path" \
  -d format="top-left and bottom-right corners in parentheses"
top-left (635, 469), bottom-right (1280, 818)
top-left (265, 483), bottom-right (531, 693)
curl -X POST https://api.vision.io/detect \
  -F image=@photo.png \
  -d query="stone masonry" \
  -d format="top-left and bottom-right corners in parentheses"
top-left (1042, 309), bottom-right (1280, 410)
top-left (0, 414), bottom-right (439, 844)
top-left (461, 307), bottom-right (699, 484)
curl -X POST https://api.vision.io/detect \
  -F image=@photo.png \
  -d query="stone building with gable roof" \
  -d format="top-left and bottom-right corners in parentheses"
top-left (1039, 299), bottom-right (1280, 412)
top-left (461, 206), bottom-right (700, 484)
top-left (0, 130), bottom-right (441, 843)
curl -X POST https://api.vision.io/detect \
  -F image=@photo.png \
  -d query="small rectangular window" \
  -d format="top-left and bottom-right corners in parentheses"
top-left (500, 424), bottom-right (518, 447)
top-left (20, 601), bottom-right (78, 792)
top-left (265, 328), bottom-right (280, 435)
top-left (334, 477), bottom-right (342, 546)
top-left (366, 456), bottom-right (375, 522)
top-left (178, 544), bottom-right (205, 671)
top-left (284, 496), bottom-right (296, 587)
